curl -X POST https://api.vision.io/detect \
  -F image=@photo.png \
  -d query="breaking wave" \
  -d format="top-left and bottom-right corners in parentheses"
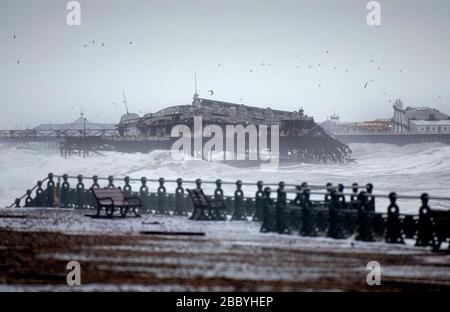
top-left (1, 142), bottom-right (449, 212)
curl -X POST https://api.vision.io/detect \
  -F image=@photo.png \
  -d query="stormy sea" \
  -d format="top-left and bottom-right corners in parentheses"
top-left (1, 142), bottom-right (449, 213)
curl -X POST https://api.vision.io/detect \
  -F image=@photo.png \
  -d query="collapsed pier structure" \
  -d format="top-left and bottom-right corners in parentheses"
top-left (62, 93), bottom-right (352, 164)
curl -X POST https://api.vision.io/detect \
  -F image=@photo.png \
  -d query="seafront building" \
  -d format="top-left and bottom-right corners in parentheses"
top-left (322, 99), bottom-right (450, 135)
top-left (391, 100), bottom-right (450, 134)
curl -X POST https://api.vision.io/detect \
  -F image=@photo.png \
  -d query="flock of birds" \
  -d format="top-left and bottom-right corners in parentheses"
top-left (211, 50), bottom-right (409, 103)
top-left (10, 33), bottom-right (443, 108)
top-left (82, 40), bottom-right (133, 48)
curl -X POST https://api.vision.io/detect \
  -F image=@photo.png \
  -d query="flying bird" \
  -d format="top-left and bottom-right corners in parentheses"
top-left (101, 43), bottom-right (105, 47)
top-left (249, 69), bottom-right (253, 72)
top-left (13, 34), bottom-right (16, 39)
top-left (17, 60), bottom-right (20, 64)
top-left (129, 41), bottom-right (133, 45)
top-left (208, 90), bottom-right (214, 96)
top-left (364, 82), bottom-right (369, 88)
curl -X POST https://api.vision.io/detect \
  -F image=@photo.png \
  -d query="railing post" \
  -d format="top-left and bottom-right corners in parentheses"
top-left (60, 174), bottom-right (71, 208)
top-left (35, 180), bottom-right (44, 207)
top-left (337, 184), bottom-right (346, 209)
top-left (355, 191), bottom-right (375, 242)
top-left (300, 188), bottom-right (316, 236)
top-left (107, 175), bottom-right (115, 188)
top-left (76, 175), bottom-right (85, 209)
top-left (124, 176), bottom-right (132, 196)
top-left (253, 181), bottom-right (264, 221)
top-left (327, 188), bottom-right (344, 239)
top-left (350, 183), bottom-right (359, 209)
top-left (366, 183), bottom-right (375, 211)
top-left (231, 180), bottom-right (246, 221)
top-left (415, 193), bottom-right (434, 247)
top-left (276, 181), bottom-right (290, 234)
top-left (260, 187), bottom-right (276, 233)
top-left (156, 177), bottom-right (168, 214)
top-left (91, 175), bottom-right (100, 188)
top-left (324, 182), bottom-right (333, 203)
top-left (385, 192), bottom-right (404, 244)
top-left (24, 190), bottom-right (33, 207)
top-left (214, 179), bottom-right (226, 220)
top-left (174, 178), bottom-right (187, 216)
top-left (46, 173), bottom-right (55, 207)
top-left (140, 177), bottom-right (150, 213)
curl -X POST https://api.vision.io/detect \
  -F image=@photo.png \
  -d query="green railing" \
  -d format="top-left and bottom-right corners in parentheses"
top-left (8, 173), bottom-right (450, 251)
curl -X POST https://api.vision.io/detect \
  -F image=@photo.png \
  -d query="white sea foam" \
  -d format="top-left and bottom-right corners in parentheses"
top-left (1, 142), bottom-right (449, 213)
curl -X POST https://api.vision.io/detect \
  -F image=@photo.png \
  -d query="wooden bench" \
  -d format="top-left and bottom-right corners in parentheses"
top-left (187, 188), bottom-right (226, 221)
top-left (430, 209), bottom-right (450, 250)
top-left (90, 187), bottom-right (142, 218)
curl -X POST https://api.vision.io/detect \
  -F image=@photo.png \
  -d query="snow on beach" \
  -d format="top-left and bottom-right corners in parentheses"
top-left (1, 208), bottom-right (449, 291)
top-left (1, 142), bottom-right (450, 212)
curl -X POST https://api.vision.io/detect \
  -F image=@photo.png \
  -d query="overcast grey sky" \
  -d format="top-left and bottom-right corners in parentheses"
top-left (0, 0), bottom-right (449, 128)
